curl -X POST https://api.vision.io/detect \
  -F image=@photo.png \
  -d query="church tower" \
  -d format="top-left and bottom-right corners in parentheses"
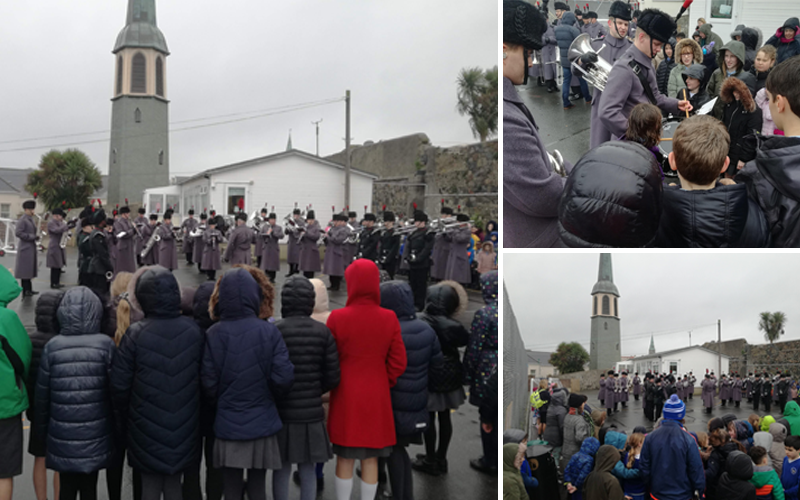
top-left (589, 253), bottom-right (621, 370)
top-left (107, 0), bottom-right (170, 206)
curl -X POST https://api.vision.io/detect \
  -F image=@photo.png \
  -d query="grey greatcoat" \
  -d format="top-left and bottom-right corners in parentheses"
top-left (431, 233), bottom-right (450, 280)
top-left (113, 217), bottom-right (136, 274)
top-left (180, 217), bottom-right (199, 256)
top-left (191, 224), bottom-right (206, 266)
top-left (133, 215), bottom-right (147, 258)
top-left (287, 217), bottom-right (306, 265)
top-left (201, 229), bottom-right (222, 271)
top-left (541, 24), bottom-right (558, 81)
top-left (322, 225), bottom-right (350, 277)
top-left (443, 227), bottom-right (471, 285)
top-left (598, 43), bottom-right (680, 142)
top-left (702, 378), bottom-right (716, 408)
top-left (619, 376), bottom-right (629, 402)
top-left (258, 223), bottom-right (284, 272)
top-left (223, 224), bottom-right (253, 265)
top-left (15, 214), bottom-right (38, 280)
top-left (589, 35), bottom-right (633, 148)
top-left (584, 22), bottom-right (607, 39)
top-left (140, 223), bottom-right (157, 266)
top-left (46, 219), bottom-right (69, 269)
top-left (156, 222), bottom-right (178, 270)
top-left (106, 230), bottom-right (117, 270)
top-left (299, 221), bottom-right (321, 272)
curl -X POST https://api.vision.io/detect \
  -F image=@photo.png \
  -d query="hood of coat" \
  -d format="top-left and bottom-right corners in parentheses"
top-left (503, 428), bottom-right (527, 444)
top-left (699, 23), bottom-right (717, 40)
top-left (741, 27), bottom-right (759, 50)
top-left (180, 286), bottom-right (196, 316)
top-left (593, 445), bottom-right (621, 474)
top-left (135, 265), bottom-right (182, 318)
top-left (663, 37), bottom-right (677, 61)
top-left (309, 278), bottom-right (329, 316)
top-left (676, 38), bottom-right (703, 64)
top-left (561, 12), bottom-right (577, 27)
top-left (503, 443), bottom-right (521, 474)
top-left (761, 415), bottom-right (776, 432)
top-left (752, 137), bottom-right (800, 199)
top-left (281, 275), bottom-right (315, 318)
top-left (57, 286), bottom-right (104, 336)
top-left (480, 271), bottom-right (498, 305)
top-left (0, 266), bottom-right (22, 308)
top-left (720, 76), bottom-right (756, 111)
top-left (344, 258), bottom-right (381, 307)
top-left (769, 422), bottom-right (787, 443)
top-left (485, 220), bottom-right (498, 235)
top-left (751, 465), bottom-right (777, 487)
top-left (192, 281), bottom-right (217, 330)
top-left (718, 40), bottom-right (746, 71)
top-left (215, 267), bottom-right (261, 320)
top-left (725, 450), bottom-right (754, 480)
top-left (380, 281), bottom-right (417, 320)
top-left (604, 430), bottom-right (627, 450)
top-left (753, 431), bottom-right (773, 451)
top-left (35, 290), bottom-right (65, 334)
top-left (551, 389), bottom-right (568, 408)
top-left (424, 281), bottom-right (467, 317)
top-left (580, 436), bottom-right (601, 456)
top-left (681, 63), bottom-right (707, 83)
top-left (124, 265), bottom-right (155, 316)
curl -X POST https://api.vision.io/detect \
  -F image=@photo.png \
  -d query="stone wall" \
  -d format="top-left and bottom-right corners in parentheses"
top-left (325, 133), bottom-right (431, 179)
top-left (555, 369), bottom-right (606, 392)
top-left (704, 338), bottom-right (800, 374)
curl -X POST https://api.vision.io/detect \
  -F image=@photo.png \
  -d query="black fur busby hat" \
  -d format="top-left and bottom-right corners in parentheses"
top-left (235, 212), bottom-right (247, 222)
top-left (163, 210), bottom-right (173, 220)
top-left (200, 212), bottom-right (208, 220)
top-left (52, 208), bottom-right (66, 217)
top-left (637, 9), bottom-right (677, 43)
top-left (92, 209), bottom-right (107, 226)
top-left (306, 210), bottom-right (316, 220)
top-left (138, 207), bottom-right (146, 214)
top-left (383, 211), bottom-right (395, 222)
top-left (120, 206), bottom-right (131, 214)
top-left (364, 213), bottom-right (377, 222)
top-left (586, 11), bottom-right (598, 19)
top-left (348, 211), bottom-right (357, 218)
top-left (554, 1), bottom-right (569, 10)
top-left (149, 214), bottom-right (158, 221)
top-left (22, 200), bottom-right (36, 210)
top-left (260, 208), bottom-right (267, 214)
top-left (293, 208), bottom-right (301, 215)
top-left (413, 210), bottom-right (428, 222)
top-left (503, 0), bottom-right (547, 51)
top-left (441, 206), bottom-right (454, 215)
top-left (268, 213), bottom-right (277, 220)
top-left (188, 209), bottom-right (194, 215)
top-left (456, 213), bottom-right (470, 222)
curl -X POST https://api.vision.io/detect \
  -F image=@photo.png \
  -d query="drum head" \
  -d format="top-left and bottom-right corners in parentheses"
top-left (659, 118), bottom-right (682, 156)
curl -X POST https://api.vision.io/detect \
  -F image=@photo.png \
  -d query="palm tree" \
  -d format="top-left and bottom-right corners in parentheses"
top-left (26, 149), bottom-right (103, 211)
top-left (759, 311), bottom-right (787, 344)
top-left (456, 66), bottom-right (498, 142)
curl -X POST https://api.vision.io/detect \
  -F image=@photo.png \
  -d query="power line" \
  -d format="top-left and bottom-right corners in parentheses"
top-left (0, 97), bottom-right (344, 152)
top-left (524, 323), bottom-right (719, 351)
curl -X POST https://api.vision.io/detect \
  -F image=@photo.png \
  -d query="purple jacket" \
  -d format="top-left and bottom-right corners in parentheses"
top-left (503, 77), bottom-right (570, 247)
top-left (598, 44), bottom-right (680, 141)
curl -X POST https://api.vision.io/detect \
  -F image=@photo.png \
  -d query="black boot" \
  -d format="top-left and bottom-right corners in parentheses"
top-left (735, 401), bottom-right (740, 407)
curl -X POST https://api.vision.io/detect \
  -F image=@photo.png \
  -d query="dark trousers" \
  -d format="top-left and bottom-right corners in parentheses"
top-left (223, 468), bottom-right (266, 500)
top-left (256, 256), bottom-right (262, 268)
top-left (329, 275), bottom-right (342, 291)
top-left (303, 271), bottom-right (314, 279)
top-left (408, 267), bottom-right (429, 312)
top-left (654, 404), bottom-right (662, 421)
top-left (634, 394), bottom-right (639, 401)
top-left (60, 471), bottom-right (98, 500)
top-left (754, 394), bottom-right (761, 410)
top-left (206, 270), bottom-right (217, 281)
top-left (287, 263), bottom-right (299, 276)
top-left (20, 279), bottom-right (33, 293)
top-left (183, 435), bottom-right (223, 500)
top-left (780, 396), bottom-right (788, 414)
top-left (186, 251), bottom-right (193, 264)
top-left (50, 268), bottom-right (61, 286)
top-left (265, 270), bottom-right (276, 283)
top-left (480, 423), bottom-right (497, 469)
top-left (141, 473), bottom-right (182, 500)
top-left (764, 399), bottom-right (771, 413)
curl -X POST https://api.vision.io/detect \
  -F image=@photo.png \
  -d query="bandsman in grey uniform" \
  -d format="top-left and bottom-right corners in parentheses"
top-left (285, 208), bottom-right (305, 277)
top-left (180, 209), bottom-right (199, 265)
top-left (443, 214), bottom-right (472, 286)
top-left (343, 211), bottom-right (358, 267)
top-left (583, 12), bottom-right (608, 39)
top-left (322, 213), bottom-right (350, 291)
top-left (140, 214), bottom-right (159, 266)
top-left (223, 212), bottom-right (253, 265)
top-left (46, 208), bottom-right (73, 289)
top-left (113, 206), bottom-right (137, 275)
top-left (597, 9), bottom-right (692, 143)
top-left (192, 212), bottom-right (208, 273)
top-left (299, 210), bottom-right (321, 279)
top-left (134, 207), bottom-right (147, 265)
top-left (258, 212), bottom-right (284, 283)
top-left (156, 210), bottom-right (178, 271)
top-left (201, 217), bottom-right (223, 281)
top-left (255, 207), bottom-right (267, 268)
top-left (431, 206), bottom-right (454, 281)
top-left (541, 18), bottom-right (560, 93)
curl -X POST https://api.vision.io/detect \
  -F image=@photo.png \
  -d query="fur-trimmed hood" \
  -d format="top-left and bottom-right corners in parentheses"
top-left (675, 38), bottom-right (703, 64)
top-left (720, 76), bottom-right (756, 112)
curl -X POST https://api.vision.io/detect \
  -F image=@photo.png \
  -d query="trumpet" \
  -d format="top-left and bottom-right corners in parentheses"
top-left (429, 216), bottom-right (456, 233)
top-left (189, 225), bottom-right (206, 238)
top-left (140, 233), bottom-right (161, 258)
top-left (439, 220), bottom-right (474, 233)
top-left (394, 223), bottom-right (419, 236)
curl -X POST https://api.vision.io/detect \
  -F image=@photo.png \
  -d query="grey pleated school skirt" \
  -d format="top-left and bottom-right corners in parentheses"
top-left (277, 421), bottom-right (333, 464)
top-left (213, 435), bottom-right (282, 470)
top-left (427, 387), bottom-right (467, 413)
top-left (332, 444), bottom-right (393, 460)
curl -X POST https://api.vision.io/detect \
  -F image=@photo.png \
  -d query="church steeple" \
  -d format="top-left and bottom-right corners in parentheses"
top-left (649, 335), bottom-right (656, 355)
top-left (592, 253), bottom-right (620, 297)
top-left (114, 0), bottom-right (169, 55)
top-left (589, 253), bottom-right (622, 371)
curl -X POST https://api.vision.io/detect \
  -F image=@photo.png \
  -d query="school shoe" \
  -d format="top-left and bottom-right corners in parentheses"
top-left (23, 290), bottom-right (39, 297)
top-left (411, 456), bottom-right (441, 476)
top-left (469, 458), bottom-right (497, 475)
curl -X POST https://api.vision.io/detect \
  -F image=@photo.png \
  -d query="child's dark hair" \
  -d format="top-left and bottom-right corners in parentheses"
top-left (748, 445), bottom-right (767, 465)
top-left (766, 55), bottom-right (800, 119)
top-left (626, 103), bottom-right (662, 150)
top-left (786, 435), bottom-right (800, 451)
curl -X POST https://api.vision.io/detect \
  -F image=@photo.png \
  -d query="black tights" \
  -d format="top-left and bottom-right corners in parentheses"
top-left (265, 270), bottom-right (276, 283)
top-left (60, 471), bottom-right (98, 500)
top-left (386, 445), bottom-right (413, 500)
top-left (223, 468), bottom-right (267, 500)
top-left (424, 411), bottom-right (453, 460)
top-left (51, 268), bottom-right (61, 286)
top-left (206, 270), bottom-right (217, 281)
top-left (330, 276), bottom-right (342, 290)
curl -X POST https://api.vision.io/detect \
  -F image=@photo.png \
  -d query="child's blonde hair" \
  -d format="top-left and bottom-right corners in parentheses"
top-left (111, 272), bottom-right (133, 346)
top-left (625, 433), bottom-right (645, 469)
top-left (696, 431), bottom-right (709, 449)
top-left (748, 414), bottom-right (762, 433)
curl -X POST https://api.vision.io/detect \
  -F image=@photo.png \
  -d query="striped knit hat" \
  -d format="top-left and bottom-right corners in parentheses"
top-left (663, 394), bottom-right (686, 420)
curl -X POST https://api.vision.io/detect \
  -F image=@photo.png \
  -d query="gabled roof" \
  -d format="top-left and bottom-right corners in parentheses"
top-left (526, 350), bottom-right (553, 367)
top-left (0, 168), bottom-right (34, 195)
top-left (179, 149), bottom-right (379, 185)
top-left (630, 345), bottom-right (730, 361)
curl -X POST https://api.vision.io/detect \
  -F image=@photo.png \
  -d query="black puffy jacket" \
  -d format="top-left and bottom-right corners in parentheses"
top-left (559, 141), bottom-right (663, 247)
top-left (751, 66), bottom-right (771, 94)
top-left (656, 183), bottom-right (770, 248)
top-left (420, 283), bottom-right (469, 393)
top-left (706, 441), bottom-right (741, 500)
top-left (380, 281), bottom-right (443, 436)
top-left (110, 266), bottom-right (204, 475)
top-left (716, 451), bottom-right (756, 500)
top-left (25, 290), bottom-right (64, 422)
top-left (34, 287), bottom-right (116, 473)
top-left (274, 276), bottom-right (340, 424)
top-left (656, 39), bottom-right (677, 96)
top-left (741, 27), bottom-right (759, 71)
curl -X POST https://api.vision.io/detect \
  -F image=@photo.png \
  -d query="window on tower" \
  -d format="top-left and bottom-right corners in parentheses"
top-left (602, 295), bottom-right (610, 315)
top-left (135, 108), bottom-right (141, 123)
top-left (156, 57), bottom-right (164, 97)
top-left (116, 57), bottom-right (123, 95)
top-left (131, 53), bottom-right (146, 93)
top-left (112, 149), bottom-right (117, 164)
top-left (159, 150), bottom-right (164, 165)
top-left (614, 297), bottom-right (618, 317)
top-left (593, 296), bottom-right (597, 316)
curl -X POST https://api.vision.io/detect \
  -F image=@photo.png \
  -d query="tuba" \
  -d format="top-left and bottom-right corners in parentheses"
top-left (567, 33), bottom-right (612, 92)
top-left (547, 149), bottom-right (567, 177)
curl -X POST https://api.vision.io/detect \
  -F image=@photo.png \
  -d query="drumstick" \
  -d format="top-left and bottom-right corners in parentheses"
top-left (683, 88), bottom-right (690, 118)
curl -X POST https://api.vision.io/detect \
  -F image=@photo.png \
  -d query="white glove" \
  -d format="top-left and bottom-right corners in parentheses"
top-left (116, 231), bottom-right (127, 238)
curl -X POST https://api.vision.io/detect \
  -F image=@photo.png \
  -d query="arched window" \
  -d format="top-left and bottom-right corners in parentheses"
top-left (159, 150), bottom-right (164, 165)
top-left (116, 56), bottom-right (123, 95)
top-left (614, 297), bottom-right (618, 317)
top-left (593, 296), bottom-right (598, 316)
top-left (135, 108), bottom-right (141, 123)
top-left (156, 57), bottom-right (164, 97)
top-left (131, 52), bottom-right (146, 93)
top-left (602, 295), bottom-right (610, 315)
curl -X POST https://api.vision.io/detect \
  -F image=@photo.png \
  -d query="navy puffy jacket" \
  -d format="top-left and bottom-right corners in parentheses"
top-left (110, 266), bottom-right (204, 475)
top-left (26, 290), bottom-right (64, 423)
top-left (201, 268), bottom-right (294, 440)
top-left (555, 13), bottom-right (581, 68)
top-left (35, 287), bottom-right (116, 473)
top-left (380, 281), bottom-right (443, 436)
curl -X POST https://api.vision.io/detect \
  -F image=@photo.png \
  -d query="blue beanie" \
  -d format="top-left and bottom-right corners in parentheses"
top-left (663, 394), bottom-right (686, 420)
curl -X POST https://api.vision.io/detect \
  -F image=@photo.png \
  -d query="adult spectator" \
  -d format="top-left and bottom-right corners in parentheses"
top-left (561, 394), bottom-right (591, 477)
top-left (542, 389), bottom-right (568, 467)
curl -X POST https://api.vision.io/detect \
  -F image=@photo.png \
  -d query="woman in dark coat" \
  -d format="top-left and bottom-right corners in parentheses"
top-left (720, 77), bottom-right (762, 178)
top-left (765, 18), bottom-right (800, 64)
top-left (412, 281), bottom-right (470, 476)
top-left (202, 267), bottom-right (294, 500)
top-left (273, 276), bottom-right (340, 500)
top-left (380, 280), bottom-right (443, 500)
top-left (25, 290), bottom-right (64, 500)
top-left (110, 266), bottom-right (205, 500)
top-left (35, 286), bottom-right (116, 500)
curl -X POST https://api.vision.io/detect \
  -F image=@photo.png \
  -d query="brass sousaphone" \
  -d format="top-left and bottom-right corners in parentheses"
top-left (567, 33), bottom-right (613, 92)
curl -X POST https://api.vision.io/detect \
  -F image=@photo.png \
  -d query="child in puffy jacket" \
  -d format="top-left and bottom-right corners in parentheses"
top-left (749, 445), bottom-right (785, 500)
top-left (564, 437), bottom-right (600, 500)
top-left (622, 433), bottom-right (647, 500)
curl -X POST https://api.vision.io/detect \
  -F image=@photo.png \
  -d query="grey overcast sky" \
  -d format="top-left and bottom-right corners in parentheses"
top-left (505, 253), bottom-right (800, 357)
top-left (0, 0), bottom-right (497, 176)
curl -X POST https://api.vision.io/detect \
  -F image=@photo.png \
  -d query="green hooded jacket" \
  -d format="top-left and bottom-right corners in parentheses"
top-left (762, 415), bottom-right (777, 432)
top-left (0, 265), bottom-right (32, 420)
top-left (784, 401), bottom-right (800, 436)
top-left (699, 23), bottom-right (724, 58)
top-left (503, 443), bottom-right (527, 500)
top-left (751, 464), bottom-right (785, 500)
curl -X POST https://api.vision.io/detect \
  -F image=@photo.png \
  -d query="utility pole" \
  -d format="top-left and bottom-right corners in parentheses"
top-left (344, 90), bottom-right (351, 209)
top-left (689, 330), bottom-right (692, 347)
top-left (718, 320), bottom-right (721, 379)
top-left (311, 119), bottom-right (323, 156)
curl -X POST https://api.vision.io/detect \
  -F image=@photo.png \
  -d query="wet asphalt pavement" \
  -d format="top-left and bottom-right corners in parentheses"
top-left (1, 247), bottom-right (497, 500)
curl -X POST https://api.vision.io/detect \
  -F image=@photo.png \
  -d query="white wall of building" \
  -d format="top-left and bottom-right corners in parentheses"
top-left (688, 0), bottom-right (793, 43)
top-left (633, 348), bottom-right (729, 375)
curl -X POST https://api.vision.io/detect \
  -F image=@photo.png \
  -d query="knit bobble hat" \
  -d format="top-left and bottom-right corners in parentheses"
top-left (663, 394), bottom-right (686, 420)
top-left (569, 394), bottom-right (588, 408)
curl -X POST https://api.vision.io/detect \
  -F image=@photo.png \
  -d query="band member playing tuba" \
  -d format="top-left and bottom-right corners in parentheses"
top-left (258, 212), bottom-right (283, 283)
top-left (46, 207), bottom-right (72, 289)
top-left (322, 213), bottom-right (350, 291)
top-left (343, 210), bottom-right (359, 267)
top-left (255, 207), bottom-right (267, 268)
top-left (140, 214), bottom-right (159, 266)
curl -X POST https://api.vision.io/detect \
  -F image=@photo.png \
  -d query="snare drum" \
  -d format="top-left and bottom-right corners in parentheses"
top-left (659, 118), bottom-right (682, 178)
